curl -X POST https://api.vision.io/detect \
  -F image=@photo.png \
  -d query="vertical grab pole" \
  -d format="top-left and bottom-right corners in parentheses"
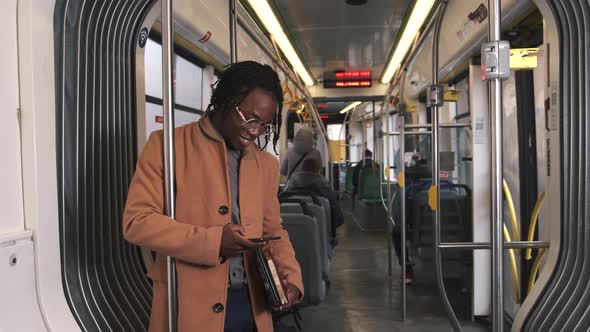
top-left (372, 101), bottom-right (377, 159)
top-left (399, 70), bottom-right (407, 321)
top-left (229, 0), bottom-right (237, 63)
top-left (385, 98), bottom-right (393, 278)
top-left (380, 87), bottom-right (395, 278)
top-left (161, 1), bottom-right (177, 331)
top-left (488, 0), bottom-right (504, 330)
top-left (429, 1), bottom-right (460, 331)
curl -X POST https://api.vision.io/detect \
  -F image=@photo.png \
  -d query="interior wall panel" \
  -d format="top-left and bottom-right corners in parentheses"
top-left (523, 0), bottom-right (590, 331)
top-left (54, 1), bottom-right (157, 330)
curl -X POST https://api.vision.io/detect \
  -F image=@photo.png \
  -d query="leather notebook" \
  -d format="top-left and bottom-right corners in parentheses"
top-left (255, 248), bottom-right (289, 307)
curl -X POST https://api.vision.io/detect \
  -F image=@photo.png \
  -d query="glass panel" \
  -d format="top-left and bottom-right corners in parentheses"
top-left (144, 102), bottom-right (201, 139)
top-left (144, 39), bottom-right (162, 98)
top-left (175, 55), bottom-right (202, 109)
top-left (327, 124), bottom-right (345, 141)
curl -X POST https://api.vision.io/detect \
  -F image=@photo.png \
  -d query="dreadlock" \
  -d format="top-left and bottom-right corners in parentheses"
top-left (205, 61), bottom-right (283, 154)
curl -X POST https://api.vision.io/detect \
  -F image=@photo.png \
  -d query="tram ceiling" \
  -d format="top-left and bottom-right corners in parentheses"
top-left (271, 0), bottom-right (411, 81)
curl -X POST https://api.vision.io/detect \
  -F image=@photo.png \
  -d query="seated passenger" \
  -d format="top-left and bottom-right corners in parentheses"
top-left (123, 61), bottom-right (303, 332)
top-left (280, 127), bottom-right (323, 187)
top-left (351, 149), bottom-right (380, 199)
top-left (285, 157), bottom-right (344, 243)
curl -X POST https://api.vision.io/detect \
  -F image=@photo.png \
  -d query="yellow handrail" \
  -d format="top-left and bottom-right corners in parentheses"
top-left (527, 248), bottom-right (546, 293)
top-left (502, 179), bottom-right (521, 303)
top-left (503, 222), bottom-right (521, 304)
top-left (526, 192), bottom-right (546, 260)
top-left (503, 179), bottom-right (520, 242)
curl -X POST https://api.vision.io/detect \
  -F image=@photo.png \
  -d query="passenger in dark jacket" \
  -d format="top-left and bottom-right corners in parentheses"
top-left (285, 157), bottom-right (344, 241)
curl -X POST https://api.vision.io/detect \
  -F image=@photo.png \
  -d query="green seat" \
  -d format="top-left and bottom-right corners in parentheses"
top-left (345, 163), bottom-right (356, 193)
top-left (358, 167), bottom-right (382, 202)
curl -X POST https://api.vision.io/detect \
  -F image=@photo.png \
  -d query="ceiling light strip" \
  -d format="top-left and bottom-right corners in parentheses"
top-left (246, 0), bottom-right (315, 86)
top-left (380, 0), bottom-right (437, 84)
top-left (340, 101), bottom-right (362, 114)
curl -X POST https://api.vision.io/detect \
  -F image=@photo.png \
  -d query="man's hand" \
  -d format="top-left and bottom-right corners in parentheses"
top-left (274, 276), bottom-right (301, 312)
top-left (219, 224), bottom-right (264, 258)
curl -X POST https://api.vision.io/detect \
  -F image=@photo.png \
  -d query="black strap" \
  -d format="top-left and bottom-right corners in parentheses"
top-left (286, 152), bottom-right (310, 182)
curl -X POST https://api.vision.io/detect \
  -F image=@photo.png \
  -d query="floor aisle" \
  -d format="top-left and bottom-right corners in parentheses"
top-left (277, 208), bottom-right (489, 332)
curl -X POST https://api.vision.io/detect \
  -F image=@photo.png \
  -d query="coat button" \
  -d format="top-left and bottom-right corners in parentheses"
top-left (213, 303), bottom-right (224, 313)
top-left (218, 205), bottom-right (229, 215)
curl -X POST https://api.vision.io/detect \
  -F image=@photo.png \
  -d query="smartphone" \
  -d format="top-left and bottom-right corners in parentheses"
top-left (249, 236), bottom-right (281, 243)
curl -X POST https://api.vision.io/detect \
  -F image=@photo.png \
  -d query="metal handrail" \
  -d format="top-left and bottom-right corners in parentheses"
top-left (429, 2), bottom-right (459, 331)
top-left (398, 68), bottom-right (408, 321)
top-left (488, 1), bottom-right (505, 330)
top-left (161, 1), bottom-right (177, 331)
top-left (439, 241), bottom-right (550, 250)
top-left (404, 123), bottom-right (470, 129)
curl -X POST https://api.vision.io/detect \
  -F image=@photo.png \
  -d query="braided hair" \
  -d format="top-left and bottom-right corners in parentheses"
top-left (205, 61), bottom-right (283, 154)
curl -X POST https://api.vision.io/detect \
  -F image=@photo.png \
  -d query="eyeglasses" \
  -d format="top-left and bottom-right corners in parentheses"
top-left (234, 106), bottom-right (276, 136)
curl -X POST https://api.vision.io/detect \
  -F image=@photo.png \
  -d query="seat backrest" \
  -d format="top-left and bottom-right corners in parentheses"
top-left (281, 213), bottom-right (325, 306)
top-left (280, 202), bottom-right (304, 215)
top-left (280, 190), bottom-right (332, 238)
top-left (286, 196), bottom-right (331, 276)
top-left (358, 167), bottom-right (382, 201)
top-left (345, 163), bottom-right (357, 193)
top-left (411, 188), bottom-right (466, 247)
top-left (315, 196), bottom-right (333, 258)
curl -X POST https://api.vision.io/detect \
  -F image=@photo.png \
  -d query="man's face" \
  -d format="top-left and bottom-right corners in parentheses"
top-left (219, 88), bottom-right (277, 150)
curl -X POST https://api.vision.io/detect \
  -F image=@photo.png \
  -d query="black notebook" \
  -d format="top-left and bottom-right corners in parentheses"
top-left (255, 248), bottom-right (289, 308)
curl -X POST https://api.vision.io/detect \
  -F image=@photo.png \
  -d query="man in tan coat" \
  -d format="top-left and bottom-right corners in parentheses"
top-left (123, 61), bottom-right (303, 332)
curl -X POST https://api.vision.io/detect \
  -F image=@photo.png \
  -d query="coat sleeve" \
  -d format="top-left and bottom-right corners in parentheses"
top-left (122, 131), bottom-right (223, 267)
top-left (262, 157), bottom-right (304, 300)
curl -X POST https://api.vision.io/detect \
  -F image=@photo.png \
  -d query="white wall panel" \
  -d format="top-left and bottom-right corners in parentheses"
top-left (0, 0), bottom-right (24, 235)
top-left (18, 0), bottom-right (80, 329)
top-left (0, 232), bottom-right (47, 332)
top-left (470, 64), bottom-right (491, 316)
top-left (532, 45), bottom-right (547, 243)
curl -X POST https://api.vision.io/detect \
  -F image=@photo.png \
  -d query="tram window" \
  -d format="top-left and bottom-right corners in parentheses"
top-left (144, 38), bottom-right (204, 109)
top-left (175, 56), bottom-right (202, 110)
top-left (143, 38), bottom-right (204, 139)
top-left (144, 39), bottom-right (163, 99)
top-left (145, 104), bottom-right (200, 139)
top-left (327, 124), bottom-right (345, 141)
top-left (327, 124), bottom-right (346, 162)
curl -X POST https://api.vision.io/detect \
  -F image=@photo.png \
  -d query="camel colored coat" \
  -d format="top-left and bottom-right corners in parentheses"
top-left (123, 116), bottom-right (303, 332)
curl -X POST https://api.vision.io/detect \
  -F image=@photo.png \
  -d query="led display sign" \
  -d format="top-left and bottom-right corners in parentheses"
top-left (324, 71), bottom-right (372, 88)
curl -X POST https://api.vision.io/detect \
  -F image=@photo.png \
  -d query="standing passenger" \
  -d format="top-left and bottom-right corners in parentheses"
top-left (280, 127), bottom-right (323, 186)
top-left (123, 61), bottom-right (303, 332)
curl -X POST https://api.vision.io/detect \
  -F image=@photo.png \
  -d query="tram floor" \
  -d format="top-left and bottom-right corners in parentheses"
top-left (276, 206), bottom-right (489, 332)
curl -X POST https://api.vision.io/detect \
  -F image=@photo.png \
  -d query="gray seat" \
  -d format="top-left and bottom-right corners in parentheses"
top-left (279, 191), bottom-right (332, 244)
top-left (281, 213), bottom-right (325, 306)
top-left (280, 202), bottom-right (306, 215)
top-left (285, 197), bottom-right (331, 276)
top-left (316, 197), bottom-right (334, 258)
